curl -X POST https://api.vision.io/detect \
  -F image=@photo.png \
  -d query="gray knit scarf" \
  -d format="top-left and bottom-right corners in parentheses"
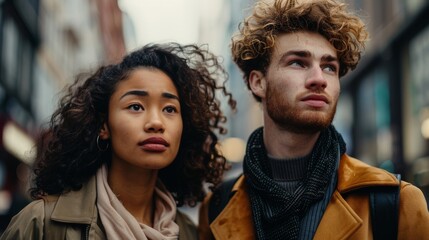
top-left (243, 125), bottom-right (346, 240)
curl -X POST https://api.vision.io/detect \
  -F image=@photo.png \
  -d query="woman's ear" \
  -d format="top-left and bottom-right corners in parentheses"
top-left (99, 122), bottom-right (110, 140)
top-left (249, 70), bottom-right (267, 99)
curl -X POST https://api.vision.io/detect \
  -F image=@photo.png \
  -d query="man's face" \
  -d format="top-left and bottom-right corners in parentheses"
top-left (258, 31), bottom-right (340, 134)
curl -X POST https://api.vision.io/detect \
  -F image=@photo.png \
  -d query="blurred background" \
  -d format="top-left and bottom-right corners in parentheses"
top-left (0, 0), bottom-right (429, 228)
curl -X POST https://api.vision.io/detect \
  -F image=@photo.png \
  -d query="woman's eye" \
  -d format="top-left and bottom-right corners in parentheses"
top-left (128, 104), bottom-right (143, 111)
top-left (163, 106), bottom-right (177, 114)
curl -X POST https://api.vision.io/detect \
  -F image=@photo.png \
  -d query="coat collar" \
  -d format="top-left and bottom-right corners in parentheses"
top-left (210, 154), bottom-right (400, 240)
top-left (337, 154), bottom-right (399, 192)
top-left (48, 175), bottom-right (98, 224)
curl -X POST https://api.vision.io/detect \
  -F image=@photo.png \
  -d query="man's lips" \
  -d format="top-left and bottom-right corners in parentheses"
top-left (301, 94), bottom-right (329, 108)
top-left (138, 137), bottom-right (169, 152)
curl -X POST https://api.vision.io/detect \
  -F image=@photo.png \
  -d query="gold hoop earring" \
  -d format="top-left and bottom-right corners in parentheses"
top-left (97, 136), bottom-right (109, 151)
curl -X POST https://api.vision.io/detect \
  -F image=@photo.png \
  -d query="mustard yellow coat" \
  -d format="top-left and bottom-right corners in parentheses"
top-left (199, 154), bottom-right (429, 240)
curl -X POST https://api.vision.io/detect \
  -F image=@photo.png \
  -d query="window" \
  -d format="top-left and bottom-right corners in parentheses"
top-left (2, 17), bottom-right (19, 90)
top-left (405, 24), bottom-right (429, 162)
top-left (355, 69), bottom-right (392, 167)
top-left (17, 40), bottom-right (33, 103)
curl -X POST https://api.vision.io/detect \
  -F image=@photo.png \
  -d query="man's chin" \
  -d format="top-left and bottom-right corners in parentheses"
top-left (267, 105), bottom-right (336, 133)
top-left (281, 122), bottom-right (330, 134)
top-left (275, 115), bottom-right (333, 134)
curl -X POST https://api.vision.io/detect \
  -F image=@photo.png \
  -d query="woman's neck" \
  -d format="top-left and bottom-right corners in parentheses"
top-left (107, 163), bottom-right (158, 226)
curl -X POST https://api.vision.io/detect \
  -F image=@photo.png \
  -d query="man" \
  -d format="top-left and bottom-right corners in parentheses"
top-left (199, 0), bottom-right (429, 239)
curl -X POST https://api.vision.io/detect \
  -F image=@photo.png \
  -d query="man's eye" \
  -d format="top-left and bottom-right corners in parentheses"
top-left (289, 60), bottom-right (304, 67)
top-left (323, 65), bottom-right (337, 73)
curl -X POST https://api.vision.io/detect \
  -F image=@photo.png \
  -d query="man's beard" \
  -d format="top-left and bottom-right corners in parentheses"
top-left (265, 84), bottom-right (337, 134)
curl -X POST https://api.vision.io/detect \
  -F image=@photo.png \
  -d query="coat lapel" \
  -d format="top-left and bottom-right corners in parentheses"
top-left (50, 176), bottom-right (97, 224)
top-left (210, 176), bottom-right (255, 240)
top-left (314, 154), bottom-right (399, 240)
top-left (313, 191), bottom-right (362, 240)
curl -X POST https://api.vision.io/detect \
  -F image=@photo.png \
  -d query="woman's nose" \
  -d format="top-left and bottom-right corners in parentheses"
top-left (144, 112), bottom-right (165, 133)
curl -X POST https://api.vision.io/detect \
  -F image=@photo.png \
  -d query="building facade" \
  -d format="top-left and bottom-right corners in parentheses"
top-left (0, 0), bottom-right (40, 231)
top-left (0, 0), bottom-right (126, 232)
top-left (337, 0), bottom-right (429, 200)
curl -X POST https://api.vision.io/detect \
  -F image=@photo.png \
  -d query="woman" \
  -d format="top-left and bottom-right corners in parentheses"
top-left (1, 43), bottom-right (236, 239)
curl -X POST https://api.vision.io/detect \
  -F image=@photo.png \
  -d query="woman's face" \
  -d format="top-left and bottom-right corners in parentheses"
top-left (100, 67), bottom-right (183, 170)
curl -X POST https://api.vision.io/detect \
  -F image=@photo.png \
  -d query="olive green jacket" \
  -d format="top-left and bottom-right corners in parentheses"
top-left (1, 176), bottom-right (197, 240)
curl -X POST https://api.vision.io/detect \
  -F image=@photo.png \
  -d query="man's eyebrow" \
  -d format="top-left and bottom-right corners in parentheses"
top-left (119, 90), bottom-right (179, 101)
top-left (279, 50), bottom-right (338, 63)
top-left (321, 54), bottom-right (338, 63)
top-left (279, 50), bottom-right (311, 62)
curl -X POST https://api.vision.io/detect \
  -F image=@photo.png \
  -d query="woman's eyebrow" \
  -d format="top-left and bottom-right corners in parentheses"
top-left (120, 90), bottom-right (179, 101)
top-left (120, 90), bottom-right (148, 99)
top-left (162, 92), bottom-right (179, 101)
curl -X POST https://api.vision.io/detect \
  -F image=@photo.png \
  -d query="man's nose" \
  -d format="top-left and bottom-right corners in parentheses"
top-left (305, 66), bottom-right (327, 90)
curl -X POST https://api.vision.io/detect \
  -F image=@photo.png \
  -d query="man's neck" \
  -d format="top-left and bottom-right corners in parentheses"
top-left (263, 120), bottom-right (321, 159)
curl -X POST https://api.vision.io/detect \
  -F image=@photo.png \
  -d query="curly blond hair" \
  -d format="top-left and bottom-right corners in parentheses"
top-left (232, 0), bottom-right (368, 101)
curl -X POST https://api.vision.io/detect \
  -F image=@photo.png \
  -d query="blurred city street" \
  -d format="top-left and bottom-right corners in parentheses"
top-left (1, 0), bottom-right (429, 231)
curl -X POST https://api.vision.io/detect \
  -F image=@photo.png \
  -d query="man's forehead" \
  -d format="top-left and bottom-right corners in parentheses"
top-left (273, 32), bottom-right (338, 58)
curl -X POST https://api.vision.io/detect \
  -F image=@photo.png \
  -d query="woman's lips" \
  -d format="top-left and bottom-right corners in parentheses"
top-left (139, 137), bottom-right (169, 152)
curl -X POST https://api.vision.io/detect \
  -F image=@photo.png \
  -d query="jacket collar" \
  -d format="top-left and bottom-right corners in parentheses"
top-left (210, 154), bottom-right (399, 240)
top-left (49, 175), bottom-right (98, 224)
top-left (337, 154), bottom-right (399, 192)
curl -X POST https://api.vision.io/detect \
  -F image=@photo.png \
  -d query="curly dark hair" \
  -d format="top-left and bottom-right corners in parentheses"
top-left (232, 0), bottom-right (369, 101)
top-left (30, 43), bottom-right (236, 207)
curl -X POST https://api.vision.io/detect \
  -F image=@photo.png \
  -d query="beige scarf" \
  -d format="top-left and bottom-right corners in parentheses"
top-left (96, 164), bottom-right (179, 240)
